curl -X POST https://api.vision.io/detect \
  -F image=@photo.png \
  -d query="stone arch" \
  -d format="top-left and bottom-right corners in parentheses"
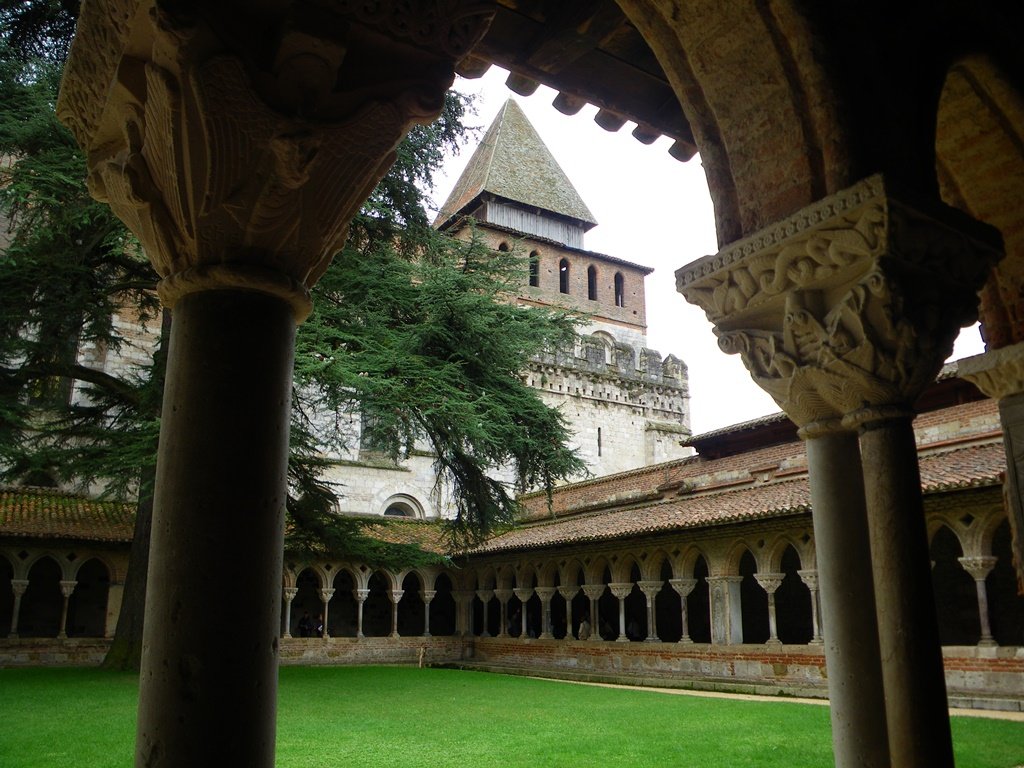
top-left (381, 493), bottom-right (426, 519)
top-left (292, 566), bottom-right (324, 637)
top-left (612, 552), bottom-right (641, 584)
top-left (20, 555), bottom-right (62, 637)
top-left (987, 518), bottom-right (1024, 646)
top-left (646, 549), bottom-right (675, 581)
top-left (979, 510), bottom-right (1011, 559)
top-left (328, 567), bottom-right (359, 638)
top-left (538, 560), bottom-right (560, 588)
top-left (475, 566), bottom-right (496, 591)
top-left (363, 570), bottom-right (394, 637)
top-left (397, 570), bottom-right (425, 636)
top-left (66, 557), bottom-right (110, 638)
top-left (590, 331), bottom-right (616, 365)
top-left (935, 55), bottom-right (1024, 349)
top-left (654, 554), bottom-right (682, 642)
top-left (930, 525), bottom-right (980, 645)
top-left (723, 539), bottom-right (763, 576)
top-left (0, 553), bottom-right (14, 637)
top-left (623, 560), bottom-right (646, 641)
top-left (739, 549), bottom-right (769, 644)
top-left (584, 555), bottom-right (611, 587)
top-left (495, 564), bottom-right (516, 591)
top-left (775, 544), bottom-right (813, 644)
top-left (430, 572), bottom-right (457, 636)
top-left (688, 553), bottom-right (712, 643)
top-left (596, 562), bottom-right (617, 640)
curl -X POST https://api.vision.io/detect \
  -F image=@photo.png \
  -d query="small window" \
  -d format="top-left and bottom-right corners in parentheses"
top-left (587, 265), bottom-right (598, 301)
top-left (498, 242), bottom-right (510, 252)
top-left (614, 272), bottom-right (625, 307)
top-left (529, 251), bottom-right (540, 287)
top-left (559, 259), bottom-right (570, 294)
top-left (597, 427), bottom-right (602, 457)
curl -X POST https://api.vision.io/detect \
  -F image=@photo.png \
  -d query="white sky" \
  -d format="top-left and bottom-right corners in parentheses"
top-left (429, 67), bottom-right (987, 434)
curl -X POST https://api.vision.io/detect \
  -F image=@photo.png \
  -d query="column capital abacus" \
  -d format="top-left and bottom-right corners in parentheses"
top-left (677, 174), bottom-right (1003, 427)
top-left (389, 590), bottom-right (404, 604)
top-left (557, 585), bottom-right (580, 600)
top-left (282, 587), bottom-right (298, 601)
top-left (535, 587), bottom-right (557, 601)
top-left (57, 0), bottom-right (494, 321)
top-left (754, 573), bottom-right (785, 594)
top-left (10, 579), bottom-right (29, 596)
top-left (475, 589), bottom-right (494, 604)
top-left (421, 590), bottom-right (437, 604)
top-left (958, 341), bottom-right (1024, 400)
top-left (452, 590), bottom-right (473, 605)
top-left (354, 589), bottom-right (370, 603)
top-left (958, 556), bottom-right (999, 581)
top-left (493, 588), bottom-right (513, 603)
top-left (608, 582), bottom-right (634, 600)
top-left (59, 580), bottom-right (78, 598)
top-left (669, 578), bottom-right (698, 597)
top-left (706, 575), bottom-right (743, 585)
top-left (318, 588), bottom-right (335, 603)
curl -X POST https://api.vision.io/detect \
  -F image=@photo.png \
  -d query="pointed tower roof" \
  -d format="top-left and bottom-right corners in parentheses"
top-left (434, 99), bottom-right (598, 230)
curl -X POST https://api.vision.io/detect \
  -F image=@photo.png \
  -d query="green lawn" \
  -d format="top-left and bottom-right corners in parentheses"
top-left (0, 666), bottom-right (1021, 767)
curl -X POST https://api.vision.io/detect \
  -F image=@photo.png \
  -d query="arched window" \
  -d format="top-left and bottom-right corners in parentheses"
top-left (528, 251), bottom-right (540, 287)
top-left (559, 258), bottom-right (570, 294)
top-left (587, 265), bottom-right (598, 300)
top-left (614, 272), bottom-right (625, 307)
top-left (498, 242), bottom-right (510, 252)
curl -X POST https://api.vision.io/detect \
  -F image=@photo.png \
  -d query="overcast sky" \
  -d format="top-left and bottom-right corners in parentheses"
top-left (428, 67), bottom-right (987, 434)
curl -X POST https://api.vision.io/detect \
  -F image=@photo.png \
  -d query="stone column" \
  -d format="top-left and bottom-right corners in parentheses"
top-left (494, 589), bottom-right (512, 638)
top-left (582, 585), bottom-right (605, 640)
top-left (669, 578), bottom-right (697, 644)
top-left (452, 591), bottom-right (472, 637)
top-left (282, 587), bottom-right (298, 639)
top-left (421, 589), bottom-right (436, 638)
top-left (959, 556), bottom-right (999, 646)
top-left (754, 573), bottom-right (784, 645)
top-left (8, 579), bottom-right (28, 639)
top-left (637, 581), bottom-right (663, 641)
top-left (57, 4), bottom-right (491, 766)
top-left (796, 569), bottom-right (823, 643)
top-left (319, 588), bottom-right (335, 639)
top-left (536, 587), bottom-right (556, 639)
top-left (58, 580), bottom-right (77, 639)
top-left (354, 589), bottom-right (369, 639)
top-left (679, 175), bottom-right (1000, 768)
top-left (705, 576), bottom-right (741, 644)
top-left (608, 583), bottom-right (633, 642)
top-left (513, 587), bottom-right (533, 637)
top-left (389, 590), bottom-right (403, 639)
top-left (557, 586), bottom-right (578, 638)
top-left (476, 590), bottom-right (494, 638)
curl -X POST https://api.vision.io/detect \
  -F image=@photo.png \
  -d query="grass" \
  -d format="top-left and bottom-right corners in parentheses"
top-left (0, 666), bottom-right (1022, 767)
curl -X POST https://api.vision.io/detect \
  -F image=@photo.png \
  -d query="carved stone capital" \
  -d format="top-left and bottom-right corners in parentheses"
top-left (475, 589), bottom-right (494, 604)
top-left (557, 585), bottom-right (579, 601)
top-left (669, 577), bottom-right (697, 597)
top-left (318, 588), bottom-right (335, 603)
top-left (354, 589), bottom-right (370, 603)
top-left (421, 589), bottom-right (436, 604)
top-left (754, 573), bottom-right (785, 594)
top-left (678, 175), bottom-right (1003, 426)
top-left (57, 1), bottom-right (493, 319)
top-left (512, 587), bottom-right (534, 603)
top-left (796, 569), bottom-right (819, 590)
top-left (389, 590), bottom-right (404, 604)
top-left (10, 579), bottom-right (29, 597)
top-left (958, 341), bottom-right (1024, 400)
top-left (59, 580), bottom-right (78, 598)
top-left (282, 587), bottom-right (298, 602)
top-left (636, 580), bottom-right (664, 599)
top-left (608, 582), bottom-right (634, 600)
top-left (535, 587), bottom-right (557, 602)
top-left (958, 556), bottom-right (999, 581)
top-left (582, 584), bottom-right (606, 601)
top-left (493, 588), bottom-right (513, 603)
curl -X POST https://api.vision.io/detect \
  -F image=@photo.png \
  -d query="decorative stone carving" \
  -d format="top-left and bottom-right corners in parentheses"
top-left (754, 573), bottom-right (784, 594)
top-left (282, 587), bottom-right (298, 602)
top-left (677, 175), bottom-right (1003, 426)
top-left (958, 556), bottom-right (998, 582)
top-left (10, 579), bottom-right (29, 598)
top-left (669, 578), bottom-right (697, 598)
top-left (513, 587), bottom-right (534, 603)
top-left (57, 1), bottom-right (494, 320)
top-left (958, 342), bottom-right (1024, 400)
top-left (608, 582), bottom-right (633, 601)
top-left (59, 580), bottom-right (78, 599)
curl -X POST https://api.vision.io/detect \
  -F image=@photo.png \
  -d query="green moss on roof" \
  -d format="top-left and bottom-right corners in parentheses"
top-left (0, 486), bottom-right (135, 542)
top-left (435, 98), bottom-right (597, 229)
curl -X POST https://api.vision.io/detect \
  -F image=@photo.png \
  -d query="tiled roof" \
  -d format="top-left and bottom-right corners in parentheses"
top-left (473, 441), bottom-right (1005, 555)
top-left (0, 487), bottom-right (135, 542)
top-left (434, 99), bottom-right (597, 229)
top-left (361, 518), bottom-right (450, 555)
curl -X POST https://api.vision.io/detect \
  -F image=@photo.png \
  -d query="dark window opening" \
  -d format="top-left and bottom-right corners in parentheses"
top-left (614, 272), bottom-right (625, 307)
top-left (559, 259), bottom-right (570, 294)
top-left (529, 251), bottom-right (540, 287)
top-left (587, 265), bottom-right (598, 301)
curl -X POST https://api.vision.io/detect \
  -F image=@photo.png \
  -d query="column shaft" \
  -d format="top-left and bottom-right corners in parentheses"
top-left (136, 290), bottom-right (294, 768)
top-left (859, 419), bottom-right (954, 767)
top-left (9, 581), bottom-right (27, 638)
top-left (805, 431), bottom-right (890, 768)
